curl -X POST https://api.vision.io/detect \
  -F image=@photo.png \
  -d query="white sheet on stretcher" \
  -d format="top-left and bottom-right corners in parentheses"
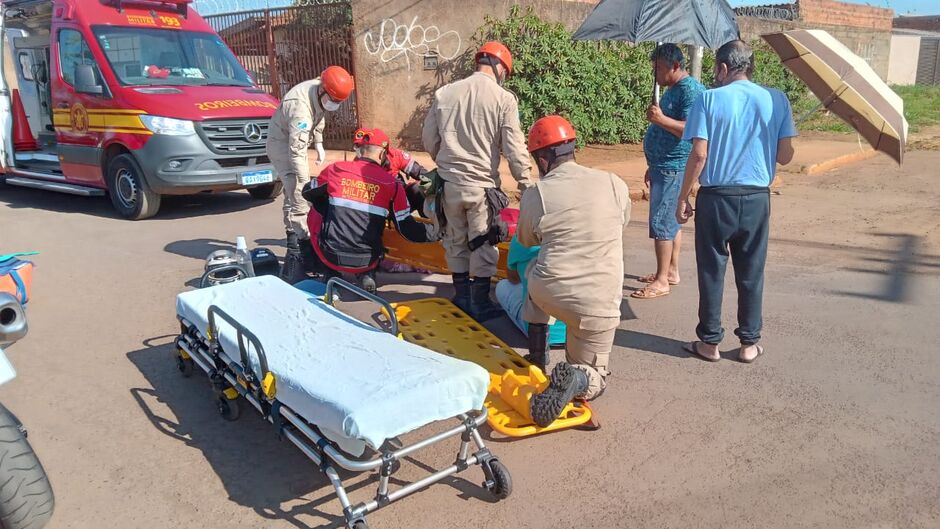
top-left (176, 276), bottom-right (489, 457)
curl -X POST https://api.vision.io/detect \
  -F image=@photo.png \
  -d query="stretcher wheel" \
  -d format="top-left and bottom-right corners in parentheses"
top-left (176, 355), bottom-right (194, 378)
top-left (484, 459), bottom-right (512, 500)
top-left (217, 396), bottom-right (241, 421)
top-left (351, 520), bottom-right (369, 529)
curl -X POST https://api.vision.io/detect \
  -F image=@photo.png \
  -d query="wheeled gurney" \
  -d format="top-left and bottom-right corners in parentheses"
top-left (173, 276), bottom-right (512, 529)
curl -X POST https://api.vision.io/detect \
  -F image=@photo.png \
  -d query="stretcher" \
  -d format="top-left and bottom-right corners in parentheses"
top-left (173, 276), bottom-right (512, 529)
top-left (387, 298), bottom-right (595, 437)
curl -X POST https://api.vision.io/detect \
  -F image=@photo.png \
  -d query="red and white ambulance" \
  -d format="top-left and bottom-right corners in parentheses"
top-left (0, 0), bottom-right (280, 219)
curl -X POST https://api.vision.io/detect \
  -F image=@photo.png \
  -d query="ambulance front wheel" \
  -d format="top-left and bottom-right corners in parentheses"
top-left (107, 154), bottom-right (161, 220)
top-left (247, 181), bottom-right (282, 200)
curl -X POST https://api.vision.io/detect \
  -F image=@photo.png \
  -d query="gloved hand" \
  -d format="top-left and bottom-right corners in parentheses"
top-left (315, 142), bottom-right (326, 166)
top-left (495, 218), bottom-right (510, 243)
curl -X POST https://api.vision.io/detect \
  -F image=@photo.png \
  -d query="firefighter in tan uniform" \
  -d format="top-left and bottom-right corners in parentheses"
top-left (422, 42), bottom-right (532, 321)
top-left (517, 116), bottom-right (631, 428)
top-left (267, 66), bottom-right (354, 271)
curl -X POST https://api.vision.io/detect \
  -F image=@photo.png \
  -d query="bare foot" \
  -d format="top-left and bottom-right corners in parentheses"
top-left (639, 273), bottom-right (680, 286)
top-left (685, 341), bottom-right (720, 361)
top-left (738, 344), bottom-right (765, 363)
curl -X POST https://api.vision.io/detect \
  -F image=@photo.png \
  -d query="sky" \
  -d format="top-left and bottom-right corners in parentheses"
top-left (190, 0), bottom-right (935, 17)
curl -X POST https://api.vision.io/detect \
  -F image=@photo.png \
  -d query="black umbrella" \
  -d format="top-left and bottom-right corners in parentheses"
top-left (572, 0), bottom-right (739, 102)
top-left (572, 0), bottom-right (739, 48)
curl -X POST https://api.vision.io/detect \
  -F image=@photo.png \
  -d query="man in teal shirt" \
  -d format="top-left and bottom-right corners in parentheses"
top-left (495, 236), bottom-right (566, 347)
top-left (635, 43), bottom-right (705, 300)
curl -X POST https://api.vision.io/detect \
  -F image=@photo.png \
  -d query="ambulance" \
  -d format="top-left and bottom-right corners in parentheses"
top-left (0, 0), bottom-right (280, 219)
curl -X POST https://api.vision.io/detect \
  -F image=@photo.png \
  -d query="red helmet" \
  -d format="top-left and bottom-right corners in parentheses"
top-left (321, 66), bottom-right (354, 101)
top-left (475, 41), bottom-right (513, 73)
top-left (352, 127), bottom-right (389, 148)
top-left (527, 115), bottom-right (576, 153)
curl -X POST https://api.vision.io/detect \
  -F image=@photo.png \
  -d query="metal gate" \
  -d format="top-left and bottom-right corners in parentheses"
top-left (206, 0), bottom-right (357, 146)
top-left (916, 37), bottom-right (940, 85)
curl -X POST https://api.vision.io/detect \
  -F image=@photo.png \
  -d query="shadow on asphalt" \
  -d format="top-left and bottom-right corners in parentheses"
top-left (828, 233), bottom-right (940, 304)
top-left (614, 329), bottom-right (691, 359)
top-left (0, 184), bottom-right (269, 220)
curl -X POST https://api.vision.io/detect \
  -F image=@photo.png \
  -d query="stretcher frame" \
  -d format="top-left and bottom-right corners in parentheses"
top-left (173, 278), bottom-right (512, 529)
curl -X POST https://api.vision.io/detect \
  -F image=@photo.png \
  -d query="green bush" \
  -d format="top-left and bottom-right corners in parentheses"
top-left (472, 6), bottom-right (808, 145)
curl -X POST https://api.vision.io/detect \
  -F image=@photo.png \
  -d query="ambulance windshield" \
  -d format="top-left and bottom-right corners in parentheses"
top-left (92, 27), bottom-right (255, 87)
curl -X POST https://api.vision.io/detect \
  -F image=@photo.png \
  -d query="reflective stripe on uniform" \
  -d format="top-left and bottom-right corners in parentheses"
top-left (329, 196), bottom-right (389, 217)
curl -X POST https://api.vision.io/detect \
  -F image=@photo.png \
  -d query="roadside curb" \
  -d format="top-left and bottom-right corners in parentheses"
top-left (802, 148), bottom-right (878, 176)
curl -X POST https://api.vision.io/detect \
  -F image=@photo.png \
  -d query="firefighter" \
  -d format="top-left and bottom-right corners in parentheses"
top-left (301, 128), bottom-right (435, 293)
top-left (421, 41), bottom-right (533, 321)
top-left (267, 65), bottom-right (354, 271)
top-left (517, 116), bottom-right (631, 428)
top-left (352, 128), bottom-right (428, 215)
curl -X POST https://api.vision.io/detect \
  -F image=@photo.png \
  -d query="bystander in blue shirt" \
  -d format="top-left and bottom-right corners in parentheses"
top-left (683, 80), bottom-right (798, 186)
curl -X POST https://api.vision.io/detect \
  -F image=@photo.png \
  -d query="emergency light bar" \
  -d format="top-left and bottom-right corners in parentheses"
top-left (100, 0), bottom-right (192, 17)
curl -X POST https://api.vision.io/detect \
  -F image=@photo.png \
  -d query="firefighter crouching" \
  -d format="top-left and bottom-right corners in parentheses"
top-left (301, 128), bottom-right (435, 293)
top-left (518, 116), bottom-right (632, 428)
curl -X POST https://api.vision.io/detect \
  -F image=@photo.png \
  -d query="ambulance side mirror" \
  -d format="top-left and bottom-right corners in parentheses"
top-left (75, 64), bottom-right (104, 96)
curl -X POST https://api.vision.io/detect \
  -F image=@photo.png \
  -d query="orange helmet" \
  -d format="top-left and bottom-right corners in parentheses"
top-left (527, 115), bottom-right (576, 153)
top-left (475, 41), bottom-right (513, 73)
top-left (320, 66), bottom-right (354, 101)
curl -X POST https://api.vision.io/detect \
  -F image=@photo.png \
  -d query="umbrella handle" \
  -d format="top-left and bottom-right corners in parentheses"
top-left (652, 43), bottom-right (661, 106)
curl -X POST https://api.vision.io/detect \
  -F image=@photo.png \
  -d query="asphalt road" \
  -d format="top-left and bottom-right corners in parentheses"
top-left (1, 150), bottom-right (937, 529)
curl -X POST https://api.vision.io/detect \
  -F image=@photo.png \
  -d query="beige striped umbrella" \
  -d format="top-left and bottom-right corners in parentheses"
top-left (763, 29), bottom-right (908, 164)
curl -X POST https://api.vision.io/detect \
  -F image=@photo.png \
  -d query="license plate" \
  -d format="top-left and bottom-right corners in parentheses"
top-left (0, 348), bottom-right (16, 386)
top-left (238, 169), bottom-right (274, 186)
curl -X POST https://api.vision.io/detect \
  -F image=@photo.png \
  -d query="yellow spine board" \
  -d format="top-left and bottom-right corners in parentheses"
top-left (381, 221), bottom-right (510, 280)
top-left (387, 298), bottom-right (592, 437)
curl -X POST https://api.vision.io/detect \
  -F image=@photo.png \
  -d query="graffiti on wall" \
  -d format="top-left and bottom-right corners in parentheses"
top-left (363, 16), bottom-right (462, 70)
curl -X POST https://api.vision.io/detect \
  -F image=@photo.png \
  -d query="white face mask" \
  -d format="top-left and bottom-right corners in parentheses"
top-left (321, 94), bottom-right (341, 112)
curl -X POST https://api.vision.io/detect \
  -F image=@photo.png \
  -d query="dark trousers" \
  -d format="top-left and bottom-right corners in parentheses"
top-left (694, 186), bottom-right (770, 345)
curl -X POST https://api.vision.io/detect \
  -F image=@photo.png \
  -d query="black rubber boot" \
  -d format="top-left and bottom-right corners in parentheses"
top-left (529, 363), bottom-right (589, 428)
top-left (524, 323), bottom-right (550, 374)
top-left (469, 277), bottom-right (504, 322)
top-left (357, 269), bottom-right (377, 294)
top-left (286, 231), bottom-right (300, 251)
top-left (298, 238), bottom-right (319, 275)
top-left (452, 273), bottom-right (472, 314)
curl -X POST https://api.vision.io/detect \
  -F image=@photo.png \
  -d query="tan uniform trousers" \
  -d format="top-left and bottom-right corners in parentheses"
top-left (269, 151), bottom-right (311, 238)
top-left (441, 183), bottom-right (498, 277)
top-left (524, 286), bottom-right (618, 400)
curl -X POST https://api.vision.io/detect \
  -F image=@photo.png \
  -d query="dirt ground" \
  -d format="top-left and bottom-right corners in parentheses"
top-left (1, 148), bottom-right (938, 529)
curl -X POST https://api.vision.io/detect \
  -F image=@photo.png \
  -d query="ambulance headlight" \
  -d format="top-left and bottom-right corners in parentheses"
top-left (140, 115), bottom-right (195, 136)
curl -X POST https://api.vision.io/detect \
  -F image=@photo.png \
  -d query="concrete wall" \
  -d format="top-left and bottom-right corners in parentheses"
top-left (798, 0), bottom-right (893, 31)
top-left (887, 35), bottom-right (921, 85)
top-left (738, 15), bottom-right (891, 79)
top-left (350, 0), bottom-right (592, 148)
top-left (894, 15), bottom-right (940, 33)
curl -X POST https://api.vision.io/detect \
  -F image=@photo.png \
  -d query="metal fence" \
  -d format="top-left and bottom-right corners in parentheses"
top-left (734, 5), bottom-right (798, 21)
top-left (206, 1), bottom-right (357, 145)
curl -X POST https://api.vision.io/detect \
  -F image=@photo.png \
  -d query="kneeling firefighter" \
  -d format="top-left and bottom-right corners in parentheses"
top-left (302, 128), bottom-right (435, 292)
top-left (517, 116), bottom-right (631, 428)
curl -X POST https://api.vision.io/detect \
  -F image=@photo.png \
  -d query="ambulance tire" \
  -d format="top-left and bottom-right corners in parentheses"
top-left (247, 181), bottom-right (283, 200)
top-left (0, 404), bottom-right (54, 529)
top-left (107, 154), bottom-right (161, 220)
